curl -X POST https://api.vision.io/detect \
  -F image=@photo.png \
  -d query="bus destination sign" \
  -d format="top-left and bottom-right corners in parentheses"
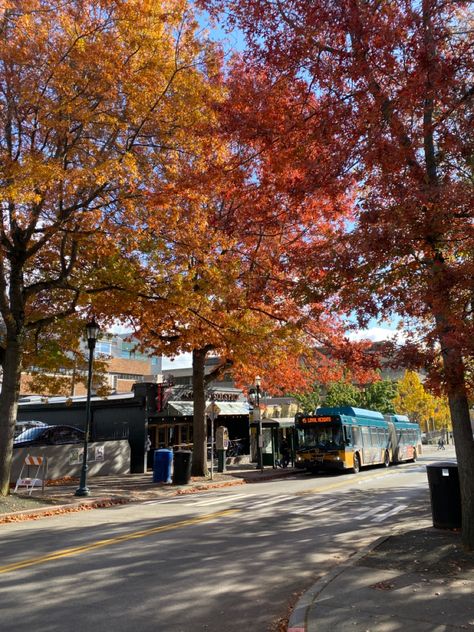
top-left (300, 416), bottom-right (333, 423)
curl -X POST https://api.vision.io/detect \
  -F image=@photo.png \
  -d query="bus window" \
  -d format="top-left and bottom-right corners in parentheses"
top-left (352, 427), bottom-right (361, 447)
top-left (362, 426), bottom-right (370, 446)
top-left (296, 422), bottom-right (344, 450)
top-left (343, 425), bottom-right (351, 445)
top-left (371, 428), bottom-right (382, 446)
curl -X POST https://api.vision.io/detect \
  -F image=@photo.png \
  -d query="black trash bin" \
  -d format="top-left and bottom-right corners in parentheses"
top-left (173, 450), bottom-right (192, 485)
top-left (426, 462), bottom-right (462, 529)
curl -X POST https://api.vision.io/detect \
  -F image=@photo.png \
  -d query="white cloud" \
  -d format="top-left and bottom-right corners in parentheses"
top-left (347, 327), bottom-right (407, 343)
top-left (108, 321), bottom-right (132, 335)
top-left (162, 353), bottom-right (193, 370)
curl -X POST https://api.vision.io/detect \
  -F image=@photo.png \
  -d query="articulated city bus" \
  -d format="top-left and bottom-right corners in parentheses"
top-left (294, 407), bottom-right (422, 474)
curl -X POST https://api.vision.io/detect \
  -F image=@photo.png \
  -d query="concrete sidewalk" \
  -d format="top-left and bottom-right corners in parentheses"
top-left (288, 525), bottom-right (474, 632)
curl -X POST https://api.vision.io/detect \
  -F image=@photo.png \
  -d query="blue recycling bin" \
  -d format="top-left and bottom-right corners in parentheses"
top-left (153, 449), bottom-right (173, 483)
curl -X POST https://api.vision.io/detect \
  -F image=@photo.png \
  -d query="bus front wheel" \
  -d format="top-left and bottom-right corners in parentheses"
top-left (353, 453), bottom-right (360, 474)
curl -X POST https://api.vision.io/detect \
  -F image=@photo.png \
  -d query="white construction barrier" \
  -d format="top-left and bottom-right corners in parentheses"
top-left (14, 455), bottom-right (47, 495)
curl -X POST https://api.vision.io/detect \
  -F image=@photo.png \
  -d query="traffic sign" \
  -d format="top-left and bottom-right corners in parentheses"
top-left (205, 402), bottom-right (221, 417)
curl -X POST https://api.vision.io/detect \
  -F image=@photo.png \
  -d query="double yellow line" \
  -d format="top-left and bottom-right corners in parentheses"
top-left (0, 509), bottom-right (238, 575)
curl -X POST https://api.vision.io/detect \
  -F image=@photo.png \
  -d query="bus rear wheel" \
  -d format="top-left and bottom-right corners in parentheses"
top-left (383, 450), bottom-right (390, 467)
top-left (353, 453), bottom-right (360, 474)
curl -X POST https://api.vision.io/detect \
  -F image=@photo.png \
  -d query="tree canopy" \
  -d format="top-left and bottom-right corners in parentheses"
top-left (198, 0), bottom-right (474, 547)
top-left (0, 0), bottom-right (221, 494)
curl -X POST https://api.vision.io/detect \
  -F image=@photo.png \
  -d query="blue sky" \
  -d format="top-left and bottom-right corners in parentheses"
top-left (196, 6), bottom-right (246, 54)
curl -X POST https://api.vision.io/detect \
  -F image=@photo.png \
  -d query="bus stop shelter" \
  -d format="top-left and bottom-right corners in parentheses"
top-left (250, 418), bottom-right (295, 467)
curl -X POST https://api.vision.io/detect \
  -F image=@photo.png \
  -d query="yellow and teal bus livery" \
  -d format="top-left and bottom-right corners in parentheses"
top-left (295, 407), bottom-right (422, 474)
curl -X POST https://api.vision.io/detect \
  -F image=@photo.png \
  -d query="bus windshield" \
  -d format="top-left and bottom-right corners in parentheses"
top-left (297, 422), bottom-right (344, 450)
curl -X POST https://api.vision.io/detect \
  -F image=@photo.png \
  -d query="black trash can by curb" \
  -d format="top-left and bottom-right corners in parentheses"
top-left (426, 462), bottom-right (462, 529)
top-left (173, 450), bottom-right (192, 485)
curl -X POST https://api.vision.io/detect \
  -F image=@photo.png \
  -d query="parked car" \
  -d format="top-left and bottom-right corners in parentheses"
top-left (14, 420), bottom-right (47, 438)
top-left (14, 425), bottom-right (85, 447)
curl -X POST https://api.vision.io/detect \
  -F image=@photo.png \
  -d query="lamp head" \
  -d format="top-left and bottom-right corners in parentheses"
top-left (255, 375), bottom-right (261, 388)
top-left (86, 318), bottom-right (100, 344)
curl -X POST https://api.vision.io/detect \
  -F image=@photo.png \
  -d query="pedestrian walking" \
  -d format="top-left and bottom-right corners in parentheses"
top-left (438, 438), bottom-right (445, 450)
top-left (278, 438), bottom-right (291, 468)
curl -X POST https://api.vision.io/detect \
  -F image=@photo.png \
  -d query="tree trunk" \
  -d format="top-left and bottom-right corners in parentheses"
top-left (0, 334), bottom-right (24, 496)
top-left (439, 340), bottom-right (474, 550)
top-left (191, 347), bottom-right (209, 477)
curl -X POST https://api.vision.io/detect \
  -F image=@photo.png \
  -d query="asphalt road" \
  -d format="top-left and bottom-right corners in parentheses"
top-left (0, 446), bottom-right (454, 632)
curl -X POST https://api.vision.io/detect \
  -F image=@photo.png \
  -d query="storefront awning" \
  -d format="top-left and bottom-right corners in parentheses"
top-left (167, 401), bottom-right (250, 417)
top-left (250, 417), bottom-right (295, 428)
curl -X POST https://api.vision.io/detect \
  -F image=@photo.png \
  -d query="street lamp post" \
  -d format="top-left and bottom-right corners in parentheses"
top-left (255, 376), bottom-right (263, 472)
top-left (210, 391), bottom-right (216, 481)
top-left (75, 319), bottom-right (100, 497)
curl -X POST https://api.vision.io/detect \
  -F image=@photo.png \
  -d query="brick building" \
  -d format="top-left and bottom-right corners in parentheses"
top-left (19, 332), bottom-right (161, 397)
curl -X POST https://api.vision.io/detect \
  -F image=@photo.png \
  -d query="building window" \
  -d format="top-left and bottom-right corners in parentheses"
top-left (96, 341), bottom-right (112, 355)
top-left (171, 376), bottom-right (192, 385)
top-left (113, 373), bottom-right (145, 381)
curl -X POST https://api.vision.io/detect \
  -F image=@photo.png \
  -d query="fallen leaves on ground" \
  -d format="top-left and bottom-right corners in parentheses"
top-left (370, 581), bottom-right (395, 591)
top-left (176, 480), bottom-right (245, 494)
top-left (46, 476), bottom-right (79, 486)
top-left (0, 498), bottom-right (128, 524)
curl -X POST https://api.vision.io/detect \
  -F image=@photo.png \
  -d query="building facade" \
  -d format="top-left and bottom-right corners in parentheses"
top-left (19, 332), bottom-right (162, 397)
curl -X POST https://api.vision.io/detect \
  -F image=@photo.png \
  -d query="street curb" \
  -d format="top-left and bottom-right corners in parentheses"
top-left (0, 496), bottom-right (131, 523)
top-left (287, 534), bottom-right (391, 632)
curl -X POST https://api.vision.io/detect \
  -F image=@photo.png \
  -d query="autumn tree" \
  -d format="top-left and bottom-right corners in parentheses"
top-left (113, 188), bottom-right (346, 476)
top-left (106, 128), bottom-right (369, 475)
top-left (395, 371), bottom-right (451, 435)
top-left (394, 371), bottom-right (433, 429)
top-left (200, 0), bottom-right (474, 548)
top-left (0, 0), bottom-right (220, 495)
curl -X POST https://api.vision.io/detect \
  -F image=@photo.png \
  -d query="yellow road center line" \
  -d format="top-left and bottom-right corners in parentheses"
top-left (0, 509), bottom-right (238, 575)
